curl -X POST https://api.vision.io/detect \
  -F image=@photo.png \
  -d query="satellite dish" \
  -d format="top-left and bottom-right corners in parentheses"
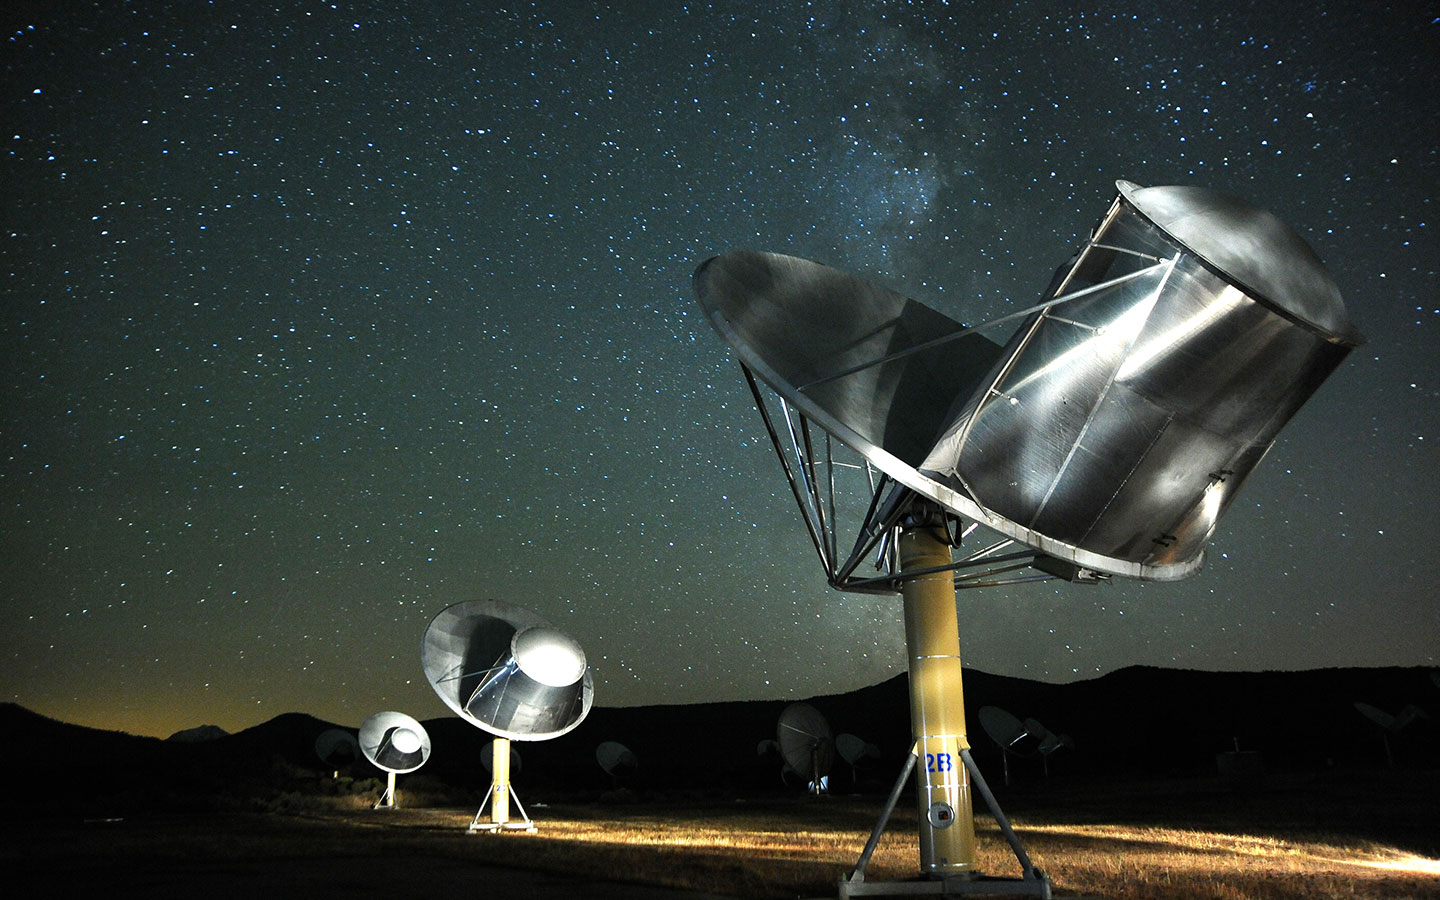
top-left (837, 733), bottom-right (880, 766)
top-left (314, 728), bottom-right (360, 775)
top-left (978, 706), bottom-right (1038, 787)
top-left (359, 711), bottom-right (431, 774)
top-left (778, 703), bottom-right (835, 794)
top-left (1354, 700), bottom-right (1429, 768)
top-left (836, 733), bottom-right (881, 784)
top-left (596, 741), bottom-right (639, 784)
top-left (693, 180), bottom-right (1361, 885)
top-left (359, 711), bottom-right (431, 809)
top-left (422, 599), bottom-right (593, 832)
top-left (1354, 701), bottom-right (1396, 731)
top-left (978, 707), bottom-right (1031, 753)
top-left (422, 599), bottom-right (593, 741)
top-left (1023, 717), bottom-right (1071, 777)
top-left (693, 183), bottom-right (1362, 587)
top-left (1023, 718), bottom-right (1066, 756)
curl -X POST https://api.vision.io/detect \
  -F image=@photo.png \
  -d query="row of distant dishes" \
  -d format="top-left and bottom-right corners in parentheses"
top-left (313, 722), bottom-right (640, 781)
top-left (309, 599), bottom-right (604, 809)
top-left (762, 701), bottom-right (1072, 795)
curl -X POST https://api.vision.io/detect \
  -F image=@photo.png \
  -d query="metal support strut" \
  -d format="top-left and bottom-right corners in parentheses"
top-left (374, 770), bottom-right (398, 809)
top-left (469, 737), bottom-right (536, 833)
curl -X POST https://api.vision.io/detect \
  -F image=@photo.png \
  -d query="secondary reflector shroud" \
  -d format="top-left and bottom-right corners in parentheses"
top-left (422, 599), bottom-right (593, 741)
top-left (693, 180), bottom-right (1364, 584)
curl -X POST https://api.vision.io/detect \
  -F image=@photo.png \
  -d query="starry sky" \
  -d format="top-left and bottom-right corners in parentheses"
top-left (3, 2), bottom-right (1436, 739)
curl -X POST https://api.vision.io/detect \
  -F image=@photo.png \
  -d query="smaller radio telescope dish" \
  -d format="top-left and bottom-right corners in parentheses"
top-left (314, 728), bottom-right (361, 776)
top-left (422, 600), bottom-right (593, 741)
top-left (978, 707), bottom-right (1034, 753)
top-left (778, 703), bottom-right (835, 795)
top-left (423, 600), bottom-right (593, 832)
top-left (836, 733), bottom-right (881, 784)
top-left (1354, 701), bottom-right (1429, 768)
top-left (596, 741), bottom-right (639, 784)
top-left (979, 706), bottom-right (1040, 786)
top-left (1021, 717), bottom-right (1072, 777)
top-left (359, 711), bottom-right (431, 809)
top-left (837, 733), bottom-right (880, 766)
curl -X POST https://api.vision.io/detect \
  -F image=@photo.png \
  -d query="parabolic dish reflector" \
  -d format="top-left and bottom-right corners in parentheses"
top-left (422, 599), bottom-right (594, 741)
top-left (836, 733), bottom-right (880, 767)
top-left (978, 706), bottom-right (1032, 755)
top-left (777, 702), bottom-right (835, 782)
top-left (359, 711), bottom-right (431, 774)
top-left (314, 728), bottom-right (360, 768)
top-left (596, 741), bottom-right (638, 776)
top-left (694, 181), bottom-right (1363, 581)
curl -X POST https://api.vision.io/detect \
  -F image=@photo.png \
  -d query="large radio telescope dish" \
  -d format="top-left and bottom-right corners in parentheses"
top-left (422, 599), bottom-right (594, 742)
top-left (692, 179), bottom-right (1363, 887)
top-left (693, 180), bottom-right (1362, 587)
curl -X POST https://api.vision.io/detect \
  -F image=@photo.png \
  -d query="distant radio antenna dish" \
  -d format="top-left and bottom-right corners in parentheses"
top-left (778, 702), bottom-right (835, 795)
top-left (694, 180), bottom-right (1361, 896)
top-left (314, 728), bottom-right (361, 778)
top-left (1354, 700), bottom-right (1429, 768)
top-left (422, 599), bottom-right (594, 833)
top-left (837, 733), bottom-right (881, 784)
top-left (596, 741), bottom-right (639, 786)
top-left (1021, 717), bottom-right (1072, 778)
top-left (978, 706), bottom-right (1035, 787)
top-left (358, 711), bottom-right (431, 809)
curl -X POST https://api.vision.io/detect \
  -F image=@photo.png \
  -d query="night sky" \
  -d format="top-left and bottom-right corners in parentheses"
top-left (3, 2), bottom-right (1435, 739)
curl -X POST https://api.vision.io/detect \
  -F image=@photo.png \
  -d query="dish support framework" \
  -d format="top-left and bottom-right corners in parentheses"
top-left (741, 363), bottom-right (1055, 896)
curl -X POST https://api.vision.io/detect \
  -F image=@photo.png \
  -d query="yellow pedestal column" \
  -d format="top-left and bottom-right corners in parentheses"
top-left (900, 523), bottom-right (977, 876)
top-left (490, 737), bottom-right (512, 825)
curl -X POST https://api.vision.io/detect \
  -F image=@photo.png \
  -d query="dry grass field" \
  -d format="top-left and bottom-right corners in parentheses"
top-left (14, 769), bottom-right (1437, 899)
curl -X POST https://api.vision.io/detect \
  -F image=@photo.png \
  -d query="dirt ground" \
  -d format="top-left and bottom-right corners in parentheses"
top-left (10, 771), bottom-right (1439, 900)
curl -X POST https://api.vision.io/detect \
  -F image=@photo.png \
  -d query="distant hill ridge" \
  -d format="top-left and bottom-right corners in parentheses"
top-left (167, 724), bottom-right (229, 743)
top-left (4, 664), bottom-right (1435, 816)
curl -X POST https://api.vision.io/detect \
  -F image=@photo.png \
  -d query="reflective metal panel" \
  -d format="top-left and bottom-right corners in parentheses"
top-left (694, 251), bottom-right (1006, 471)
top-left (922, 189), bottom-right (1360, 576)
top-left (694, 182), bottom-right (1361, 583)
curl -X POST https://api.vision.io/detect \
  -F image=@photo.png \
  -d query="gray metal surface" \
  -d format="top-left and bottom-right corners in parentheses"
top-left (422, 599), bottom-right (594, 741)
top-left (1117, 180), bottom-right (1364, 344)
top-left (358, 710), bottom-right (431, 774)
top-left (693, 182), bottom-right (1362, 583)
top-left (693, 251), bottom-right (1006, 473)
